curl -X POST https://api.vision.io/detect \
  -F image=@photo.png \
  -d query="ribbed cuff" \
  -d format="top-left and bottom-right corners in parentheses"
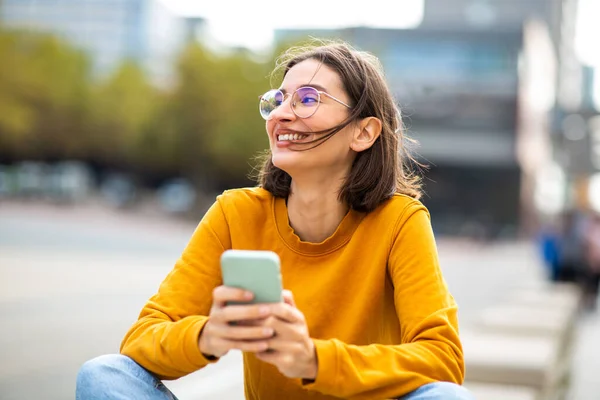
top-left (301, 339), bottom-right (339, 393)
top-left (184, 316), bottom-right (220, 367)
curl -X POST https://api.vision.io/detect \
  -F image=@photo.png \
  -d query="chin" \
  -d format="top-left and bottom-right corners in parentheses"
top-left (271, 152), bottom-right (306, 175)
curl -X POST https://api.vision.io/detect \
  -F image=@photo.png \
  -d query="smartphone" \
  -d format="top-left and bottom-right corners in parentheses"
top-left (220, 250), bottom-right (283, 305)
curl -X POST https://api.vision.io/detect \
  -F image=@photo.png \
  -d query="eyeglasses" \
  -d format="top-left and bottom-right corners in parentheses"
top-left (259, 86), bottom-right (351, 120)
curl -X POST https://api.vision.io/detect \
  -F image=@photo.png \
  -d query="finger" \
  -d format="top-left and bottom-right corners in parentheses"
top-left (261, 318), bottom-right (305, 345)
top-left (214, 338), bottom-right (270, 353)
top-left (282, 290), bottom-right (296, 307)
top-left (213, 286), bottom-right (253, 307)
top-left (255, 349), bottom-right (280, 363)
top-left (234, 318), bottom-right (268, 327)
top-left (212, 324), bottom-right (275, 341)
top-left (270, 303), bottom-right (304, 323)
top-left (255, 343), bottom-right (301, 361)
top-left (221, 304), bottom-right (271, 322)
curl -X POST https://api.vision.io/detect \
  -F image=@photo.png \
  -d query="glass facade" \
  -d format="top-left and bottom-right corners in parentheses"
top-left (0, 0), bottom-right (185, 84)
top-left (274, 25), bottom-right (528, 236)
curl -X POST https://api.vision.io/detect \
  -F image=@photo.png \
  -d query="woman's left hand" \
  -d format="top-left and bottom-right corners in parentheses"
top-left (256, 290), bottom-right (318, 380)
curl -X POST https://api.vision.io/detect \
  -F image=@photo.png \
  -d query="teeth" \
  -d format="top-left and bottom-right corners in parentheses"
top-left (278, 134), bottom-right (306, 141)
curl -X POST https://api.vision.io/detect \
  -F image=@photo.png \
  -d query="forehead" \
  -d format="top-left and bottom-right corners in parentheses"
top-left (281, 58), bottom-right (343, 93)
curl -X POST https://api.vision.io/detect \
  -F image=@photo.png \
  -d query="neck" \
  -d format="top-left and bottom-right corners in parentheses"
top-left (286, 174), bottom-right (350, 243)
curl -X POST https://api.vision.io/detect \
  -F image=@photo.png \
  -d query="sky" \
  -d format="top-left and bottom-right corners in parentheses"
top-left (575, 0), bottom-right (600, 67)
top-left (157, 0), bottom-right (424, 51)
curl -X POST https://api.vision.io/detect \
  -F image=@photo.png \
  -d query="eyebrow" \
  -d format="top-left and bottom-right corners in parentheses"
top-left (280, 84), bottom-right (329, 94)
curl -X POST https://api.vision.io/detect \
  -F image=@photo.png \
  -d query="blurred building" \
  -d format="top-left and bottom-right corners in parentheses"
top-left (546, 0), bottom-right (600, 216)
top-left (275, 0), bottom-right (565, 238)
top-left (0, 0), bottom-right (187, 85)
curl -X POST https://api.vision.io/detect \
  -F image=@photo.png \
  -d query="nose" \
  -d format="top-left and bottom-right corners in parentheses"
top-left (269, 94), bottom-right (296, 122)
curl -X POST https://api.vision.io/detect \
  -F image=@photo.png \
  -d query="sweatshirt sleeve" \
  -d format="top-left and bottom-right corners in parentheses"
top-left (303, 204), bottom-right (465, 399)
top-left (120, 199), bottom-right (231, 380)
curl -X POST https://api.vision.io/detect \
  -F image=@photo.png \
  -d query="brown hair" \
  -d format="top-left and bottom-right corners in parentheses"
top-left (257, 40), bottom-right (422, 212)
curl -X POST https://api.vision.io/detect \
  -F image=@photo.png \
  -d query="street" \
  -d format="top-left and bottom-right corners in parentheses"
top-left (1, 202), bottom-right (599, 399)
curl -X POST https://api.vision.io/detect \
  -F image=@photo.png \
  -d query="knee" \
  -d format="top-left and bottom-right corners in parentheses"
top-left (76, 354), bottom-right (136, 396)
top-left (77, 354), bottom-right (133, 381)
top-left (424, 382), bottom-right (474, 400)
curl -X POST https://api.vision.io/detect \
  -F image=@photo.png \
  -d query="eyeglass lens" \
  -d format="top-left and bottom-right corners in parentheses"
top-left (259, 87), bottom-right (320, 120)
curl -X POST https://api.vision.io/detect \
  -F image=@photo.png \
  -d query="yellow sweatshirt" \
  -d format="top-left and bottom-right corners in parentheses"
top-left (120, 187), bottom-right (464, 400)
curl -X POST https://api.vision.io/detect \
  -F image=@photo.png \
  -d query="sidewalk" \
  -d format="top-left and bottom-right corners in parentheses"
top-left (569, 310), bottom-right (600, 400)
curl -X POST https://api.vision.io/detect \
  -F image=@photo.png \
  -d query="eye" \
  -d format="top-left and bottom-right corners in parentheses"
top-left (294, 87), bottom-right (319, 106)
top-left (300, 96), bottom-right (318, 105)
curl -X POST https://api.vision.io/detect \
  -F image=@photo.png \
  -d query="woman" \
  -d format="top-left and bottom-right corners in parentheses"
top-left (76, 41), bottom-right (472, 400)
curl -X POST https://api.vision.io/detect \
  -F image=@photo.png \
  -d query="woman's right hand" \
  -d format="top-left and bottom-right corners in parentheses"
top-left (198, 286), bottom-right (275, 358)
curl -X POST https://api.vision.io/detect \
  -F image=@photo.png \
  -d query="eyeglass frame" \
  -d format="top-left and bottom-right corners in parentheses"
top-left (258, 86), bottom-right (352, 120)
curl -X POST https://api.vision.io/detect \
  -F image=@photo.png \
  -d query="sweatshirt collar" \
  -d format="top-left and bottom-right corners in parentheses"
top-left (273, 196), bottom-right (365, 256)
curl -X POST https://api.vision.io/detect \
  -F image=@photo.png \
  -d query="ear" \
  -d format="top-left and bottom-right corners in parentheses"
top-left (350, 117), bottom-right (382, 152)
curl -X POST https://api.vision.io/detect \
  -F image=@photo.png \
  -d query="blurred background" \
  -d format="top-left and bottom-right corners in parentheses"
top-left (1, 0), bottom-right (600, 399)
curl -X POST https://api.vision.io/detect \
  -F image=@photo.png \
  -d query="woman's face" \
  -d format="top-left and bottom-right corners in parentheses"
top-left (265, 58), bottom-right (357, 179)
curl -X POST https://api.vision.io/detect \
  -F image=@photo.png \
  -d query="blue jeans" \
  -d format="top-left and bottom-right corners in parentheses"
top-left (76, 354), bottom-right (178, 400)
top-left (76, 354), bottom-right (473, 400)
top-left (400, 381), bottom-right (474, 400)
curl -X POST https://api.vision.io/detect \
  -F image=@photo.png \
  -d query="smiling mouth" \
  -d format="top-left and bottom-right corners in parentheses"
top-left (277, 133), bottom-right (309, 142)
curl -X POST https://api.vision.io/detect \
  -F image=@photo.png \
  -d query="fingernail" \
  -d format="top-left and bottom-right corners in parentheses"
top-left (263, 328), bottom-right (273, 336)
top-left (244, 291), bottom-right (253, 299)
top-left (259, 306), bottom-right (270, 315)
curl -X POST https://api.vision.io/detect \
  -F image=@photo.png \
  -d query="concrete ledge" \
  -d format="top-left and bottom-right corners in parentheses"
top-left (508, 282), bottom-right (582, 313)
top-left (477, 305), bottom-right (572, 338)
top-left (462, 331), bottom-right (560, 389)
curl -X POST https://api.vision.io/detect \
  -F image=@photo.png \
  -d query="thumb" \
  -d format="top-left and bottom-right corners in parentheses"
top-left (282, 290), bottom-right (296, 307)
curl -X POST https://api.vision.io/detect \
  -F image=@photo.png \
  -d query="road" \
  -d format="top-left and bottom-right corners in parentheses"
top-left (1, 202), bottom-right (599, 399)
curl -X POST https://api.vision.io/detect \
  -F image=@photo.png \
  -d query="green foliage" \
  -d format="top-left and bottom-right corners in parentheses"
top-left (150, 44), bottom-right (271, 187)
top-left (0, 28), bottom-right (284, 190)
top-left (0, 31), bottom-right (90, 159)
top-left (88, 60), bottom-right (159, 169)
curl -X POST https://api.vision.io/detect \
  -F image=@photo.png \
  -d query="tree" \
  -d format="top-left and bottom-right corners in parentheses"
top-left (0, 30), bottom-right (90, 161)
top-left (204, 49), bottom-right (271, 187)
top-left (165, 44), bottom-right (271, 190)
top-left (88, 61), bottom-right (159, 173)
top-left (0, 29), bottom-right (298, 193)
